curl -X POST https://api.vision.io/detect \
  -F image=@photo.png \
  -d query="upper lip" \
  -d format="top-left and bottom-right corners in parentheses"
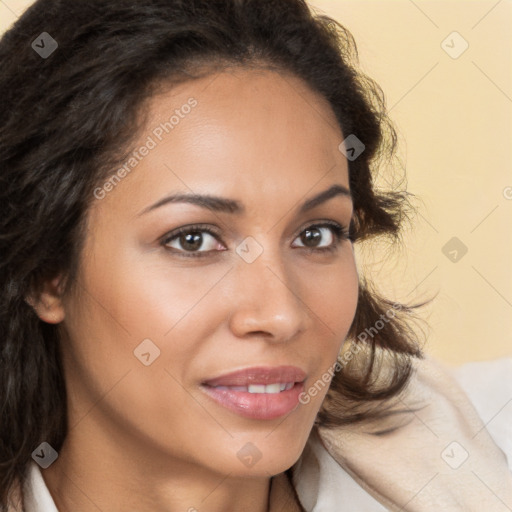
top-left (202, 365), bottom-right (307, 387)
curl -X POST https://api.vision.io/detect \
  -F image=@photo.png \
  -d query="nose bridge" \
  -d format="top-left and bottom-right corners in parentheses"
top-left (228, 242), bottom-right (307, 340)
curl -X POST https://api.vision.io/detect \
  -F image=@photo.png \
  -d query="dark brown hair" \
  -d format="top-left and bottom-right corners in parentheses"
top-left (0, 0), bottom-right (430, 508)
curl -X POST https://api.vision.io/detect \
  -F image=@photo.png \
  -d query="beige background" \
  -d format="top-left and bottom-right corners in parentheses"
top-left (1, 0), bottom-right (511, 365)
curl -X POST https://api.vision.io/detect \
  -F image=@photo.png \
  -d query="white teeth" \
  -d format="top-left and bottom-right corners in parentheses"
top-left (246, 383), bottom-right (293, 394)
top-left (211, 382), bottom-right (295, 393)
top-left (263, 383), bottom-right (281, 394)
top-left (247, 384), bottom-right (267, 393)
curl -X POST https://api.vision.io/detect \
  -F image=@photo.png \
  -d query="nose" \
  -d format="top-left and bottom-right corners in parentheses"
top-left (227, 251), bottom-right (309, 343)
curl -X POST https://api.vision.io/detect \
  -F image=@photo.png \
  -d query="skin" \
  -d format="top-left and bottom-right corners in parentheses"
top-left (33, 67), bottom-right (359, 512)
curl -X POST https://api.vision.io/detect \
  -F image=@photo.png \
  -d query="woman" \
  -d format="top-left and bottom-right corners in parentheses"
top-left (1, 0), bottom-right (510, 510)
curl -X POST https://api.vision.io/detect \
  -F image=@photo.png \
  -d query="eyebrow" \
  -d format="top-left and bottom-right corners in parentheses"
top-left (138, 184), bottom-right (352, 217)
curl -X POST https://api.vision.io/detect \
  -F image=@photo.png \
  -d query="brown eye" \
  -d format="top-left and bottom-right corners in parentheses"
top-left (164, 229), bottom-right (222, 253)
top-left (293, 225), bottom-right (336, 249)
top-left (300, 227), bottom-right (323, 247)
top-left (179, 232), bottom-right (203, 251)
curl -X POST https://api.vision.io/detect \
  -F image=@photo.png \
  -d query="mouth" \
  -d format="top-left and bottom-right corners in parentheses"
top-left (200, 366), bottom-right (307, 420)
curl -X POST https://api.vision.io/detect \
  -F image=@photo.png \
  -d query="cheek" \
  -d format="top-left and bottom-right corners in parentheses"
top-left (297, 249), bottom-right (359, 405)
top-left (61, 242), bottom-right (235, 404)
top-left (75, 240), bottom-right (230, 340)
top-left (301, 247), bottom-right (359, 341)
top-left (60, 253), bottom-right (232, 463)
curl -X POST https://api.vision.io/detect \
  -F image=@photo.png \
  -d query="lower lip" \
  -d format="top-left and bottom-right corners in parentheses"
top-left (200, 381), bottom-right (305, 420)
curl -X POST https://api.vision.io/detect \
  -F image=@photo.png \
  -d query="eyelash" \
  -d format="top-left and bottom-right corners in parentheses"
top-left (160, 221), bottom-right (352, 259)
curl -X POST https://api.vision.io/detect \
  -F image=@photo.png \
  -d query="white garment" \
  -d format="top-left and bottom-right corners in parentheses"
top-left (451, 358), bottom-right (512, 473)
top-left (22, 357), bottom-right (512, 511)
top-left (23, 462), bottom-right (57, 512)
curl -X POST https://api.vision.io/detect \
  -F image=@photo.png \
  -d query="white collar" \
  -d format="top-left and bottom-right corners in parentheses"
top-left (23, 462), bottom-right (58, 512)
top-left (292, 428), bottom-right (388, 511)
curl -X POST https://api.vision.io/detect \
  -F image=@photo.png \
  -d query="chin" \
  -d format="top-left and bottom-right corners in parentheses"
top-left (212, 425), bottom-right (312, 478)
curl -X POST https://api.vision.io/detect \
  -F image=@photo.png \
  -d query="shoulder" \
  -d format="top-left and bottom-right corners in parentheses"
top-left (451, 357), bottom-right (512, 470)
top-left (308, 354), bottom-right (512, 510)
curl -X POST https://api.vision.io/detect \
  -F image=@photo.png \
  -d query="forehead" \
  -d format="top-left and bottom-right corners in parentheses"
top-left (96, 67), bottom-right (350, 217)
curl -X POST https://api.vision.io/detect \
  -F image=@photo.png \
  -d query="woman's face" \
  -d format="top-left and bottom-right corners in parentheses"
top-left (58, 67), bottom-right (358, 478)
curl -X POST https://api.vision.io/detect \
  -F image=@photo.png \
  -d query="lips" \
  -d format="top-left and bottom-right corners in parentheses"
top-left (201, 365), bottom-right (307, 387)
top-left (200, 365), bottom-right (308, 420)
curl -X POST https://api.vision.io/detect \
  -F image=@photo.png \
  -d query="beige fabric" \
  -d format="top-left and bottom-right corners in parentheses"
top-left (315, 355), bottom-right (512, 511)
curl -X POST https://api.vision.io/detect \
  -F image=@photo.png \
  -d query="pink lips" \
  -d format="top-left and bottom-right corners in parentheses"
top-left (202, 365), bottom-right (307, 387)
top-left (200, 365), bottom-right (307, 420)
